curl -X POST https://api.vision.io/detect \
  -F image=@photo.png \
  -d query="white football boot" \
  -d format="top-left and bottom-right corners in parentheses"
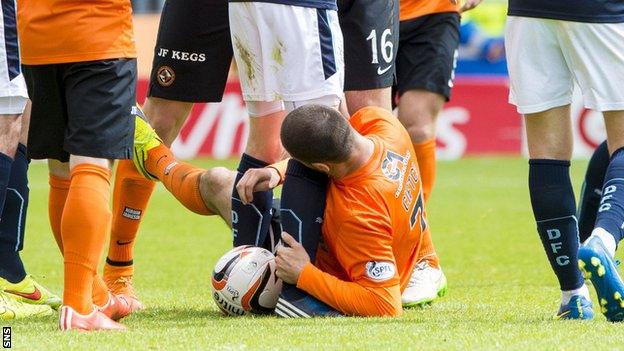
top-left (402, 261), bottom-right (447, 307)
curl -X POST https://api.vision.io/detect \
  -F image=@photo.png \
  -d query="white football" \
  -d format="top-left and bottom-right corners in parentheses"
top-left (211, 245), bottom-right (282, 316)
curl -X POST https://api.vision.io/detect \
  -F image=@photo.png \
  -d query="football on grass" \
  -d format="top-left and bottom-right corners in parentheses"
top-left (211, 245), bottom-right (282, 316)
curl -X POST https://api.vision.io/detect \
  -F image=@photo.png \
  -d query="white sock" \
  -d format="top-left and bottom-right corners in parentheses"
top-left (587, 227), bottom-right (617, 257)
top-left (561, 284), bottom-right (590, 306)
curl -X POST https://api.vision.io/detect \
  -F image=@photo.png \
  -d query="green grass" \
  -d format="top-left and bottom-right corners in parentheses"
top-left (6, 157), bottom-right (624, 350)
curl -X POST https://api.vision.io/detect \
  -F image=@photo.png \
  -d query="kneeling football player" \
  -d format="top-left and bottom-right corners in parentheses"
top-left (133, 104), bottom-right (440, 317)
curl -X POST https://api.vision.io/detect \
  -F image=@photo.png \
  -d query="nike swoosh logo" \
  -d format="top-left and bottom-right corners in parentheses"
top-left (116, 240), bottom-right (133, 245)
top-left (5, 286), bottom-right (42, 301)
top-left (377, 65), bottom-right (393, 75)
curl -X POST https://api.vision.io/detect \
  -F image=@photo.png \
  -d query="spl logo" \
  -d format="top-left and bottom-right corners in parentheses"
top-left (157, 66), bottom-right (175, 87)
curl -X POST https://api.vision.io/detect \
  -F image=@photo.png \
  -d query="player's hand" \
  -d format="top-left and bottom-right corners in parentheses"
top-left (460, 0), bottom-right (483, 13)
top-left (275, 232), bottom-right (310, 285)
top-left (236, 167), bottom-right (281, 205)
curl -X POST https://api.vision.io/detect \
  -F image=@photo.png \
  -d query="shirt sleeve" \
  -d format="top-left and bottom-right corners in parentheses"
top-left (297, 263), bottom-right (402, 317)
top-left (296, 214), bottom-right (403, 316)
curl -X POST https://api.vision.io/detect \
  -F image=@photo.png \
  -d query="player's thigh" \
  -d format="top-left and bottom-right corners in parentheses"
top-left (63, 59), bottom-right (136, 162)
top-left (22, 64), bottom-right (70, 162)
top-left (524, 105), bottom-right (574, 160)
top-left (396, 12), bottom-right (459, 102)
top-left (557, 22), bottom-right (624, 113)
top-left (142, 97), bottom-right (193, 146)
top-left (229, 3), bottom-right (344, 102)
top-left (18, 100), bottom-right (30, 146)
top-left (149, 0), bottom-right (232, 104)
top-left (505, 16), bottom-right (574, 114)
top-left (344, 88), bottom-right (392, 115)
top-left (338, 0), bottom-right (398, 93)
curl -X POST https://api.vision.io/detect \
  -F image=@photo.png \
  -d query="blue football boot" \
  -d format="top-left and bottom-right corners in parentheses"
top-left (275, 286), bottom-right (342, 318)
top-left (578, 236), bottom-right (624, 322)
top-left (555, 295), bottom-right (593, 320)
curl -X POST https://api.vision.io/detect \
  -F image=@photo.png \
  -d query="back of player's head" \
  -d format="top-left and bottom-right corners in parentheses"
top-left (281, 104), bottom-right (354, 164)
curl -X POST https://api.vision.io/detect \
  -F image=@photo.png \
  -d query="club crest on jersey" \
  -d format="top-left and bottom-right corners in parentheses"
top-left (365, 261), bottom-right (396, 282)
top-left (157, 65), bottom-right (175, 87)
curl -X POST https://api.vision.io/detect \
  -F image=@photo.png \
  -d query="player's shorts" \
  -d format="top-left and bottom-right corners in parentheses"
top-left (506, 17), bottom-right (624, 114)
top-left (148, 0), bottom-right (233, 103)
top-left (338, 0), bottom-right (399, 91)
top-left (0, 0), bottom-right (27, 115)
top-left (229, 2), bottom-right (344, 102)
top-left (395, 12), bottom-right (460, 101)
top-left (23, 59), bottom-right (136, 162)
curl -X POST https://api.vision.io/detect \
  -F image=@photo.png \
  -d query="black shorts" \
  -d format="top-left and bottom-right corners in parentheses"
top-left (338, 0), bottom-right (399, 91)
top-left (396, 12), bottom-right (460, 100)
top-left (23, 59), bottom-right (136, 162)
top-left (148, 0), bottom-right (233, 103)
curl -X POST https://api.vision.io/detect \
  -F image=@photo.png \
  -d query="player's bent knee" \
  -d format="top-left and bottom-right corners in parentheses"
top-left (404, 123), bottom-right (436, 144)
top-left (284, 94), bottom-right (342, 112)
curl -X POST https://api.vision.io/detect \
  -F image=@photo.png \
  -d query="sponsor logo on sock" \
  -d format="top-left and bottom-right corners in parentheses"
top-left (5, 287), bottom-right (41, 301)
top-left (122, 207), bottom-right (142, 220)
top-left (116, 240), bottom-right (133, 246)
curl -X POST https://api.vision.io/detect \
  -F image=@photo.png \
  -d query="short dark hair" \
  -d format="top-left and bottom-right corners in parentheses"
top-left (280, 104), bottom-right (354, 164)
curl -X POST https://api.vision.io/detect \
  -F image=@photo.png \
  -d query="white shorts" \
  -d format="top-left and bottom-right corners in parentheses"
top-left (229, 2), bottom-right (344, 103)
top-left (505, 16), bottom-right (624, 114)
top-left (0, 0), bottom-right (27, 115)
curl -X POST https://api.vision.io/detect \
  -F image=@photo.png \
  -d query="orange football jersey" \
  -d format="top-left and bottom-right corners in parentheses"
top-left (400, 0), bottom-right (459, 21)
top-left (297, 107), bottom-right (430, 316)
top-left (17, 0), bottom-right (136, 65)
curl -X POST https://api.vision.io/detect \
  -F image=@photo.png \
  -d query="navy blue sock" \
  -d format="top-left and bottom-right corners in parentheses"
top-left (0, 144), bottom-right (28, 283)
top-left (578, 141), bottom-right (609, 242)
top-left (231, 153), bottom-right (273, 248)
top-left (594, 147), bottom-right (624, 244)
top-left (279, 160), bottom-right (328, 298)
top-left (280, 160), bottom-right (328, 262)
top-left (529, 159), bottom-right (584, 291)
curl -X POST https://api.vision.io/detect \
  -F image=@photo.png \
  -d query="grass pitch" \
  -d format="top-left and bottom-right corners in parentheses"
top-left (7, 157), bottom-right (624, 350)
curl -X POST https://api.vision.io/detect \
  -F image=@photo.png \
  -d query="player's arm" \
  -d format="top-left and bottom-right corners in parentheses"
top-left (297, 262), bottom-right (402, 317)
top-left (277, 218), bottom-right (403, 317)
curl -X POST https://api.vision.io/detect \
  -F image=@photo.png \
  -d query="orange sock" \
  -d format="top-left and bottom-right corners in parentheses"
top-left (108, 160), bottom-right (155, 263)
top-left (417, 230), bottom-right (440, 269)
top-left (61, 164), bottom-right (112, 314)
top-left (413, 139), bottom-right (437, 203)
top-left (49, 173), bottom-right (111, 307)
top-left (145, 144), bottom-right (212, 215)
top-left (91, 274), bottom-right (110, 307)
top-left (48, 175), bottom-right (70, 252)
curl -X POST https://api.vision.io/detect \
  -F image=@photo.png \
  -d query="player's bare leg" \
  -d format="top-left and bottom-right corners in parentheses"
top-left (344, 88), bottom-right (392, 115)
top-left (200, 168), bottom-right (236, 227)
top-left (524, 105), bottom-right (592, 319)
top-left (105, 98), bottom-right (193, 308)
top-left (397, 89), bottom-right (445, 201)
top-left (396, 89), bottom-right (447, 307)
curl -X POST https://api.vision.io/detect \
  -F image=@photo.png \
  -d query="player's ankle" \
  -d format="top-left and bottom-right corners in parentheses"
top-left (561, 284), bottom-right (590, 305)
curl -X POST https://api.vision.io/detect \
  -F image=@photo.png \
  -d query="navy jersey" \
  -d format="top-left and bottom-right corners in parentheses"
top-left (508, 0), bottom-right (624, 23)
top-left (229, 0), bottom-right (337, 10)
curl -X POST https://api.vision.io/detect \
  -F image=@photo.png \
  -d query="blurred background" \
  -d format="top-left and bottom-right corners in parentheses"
top-left (129, 0), bottom-right (605, 161)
